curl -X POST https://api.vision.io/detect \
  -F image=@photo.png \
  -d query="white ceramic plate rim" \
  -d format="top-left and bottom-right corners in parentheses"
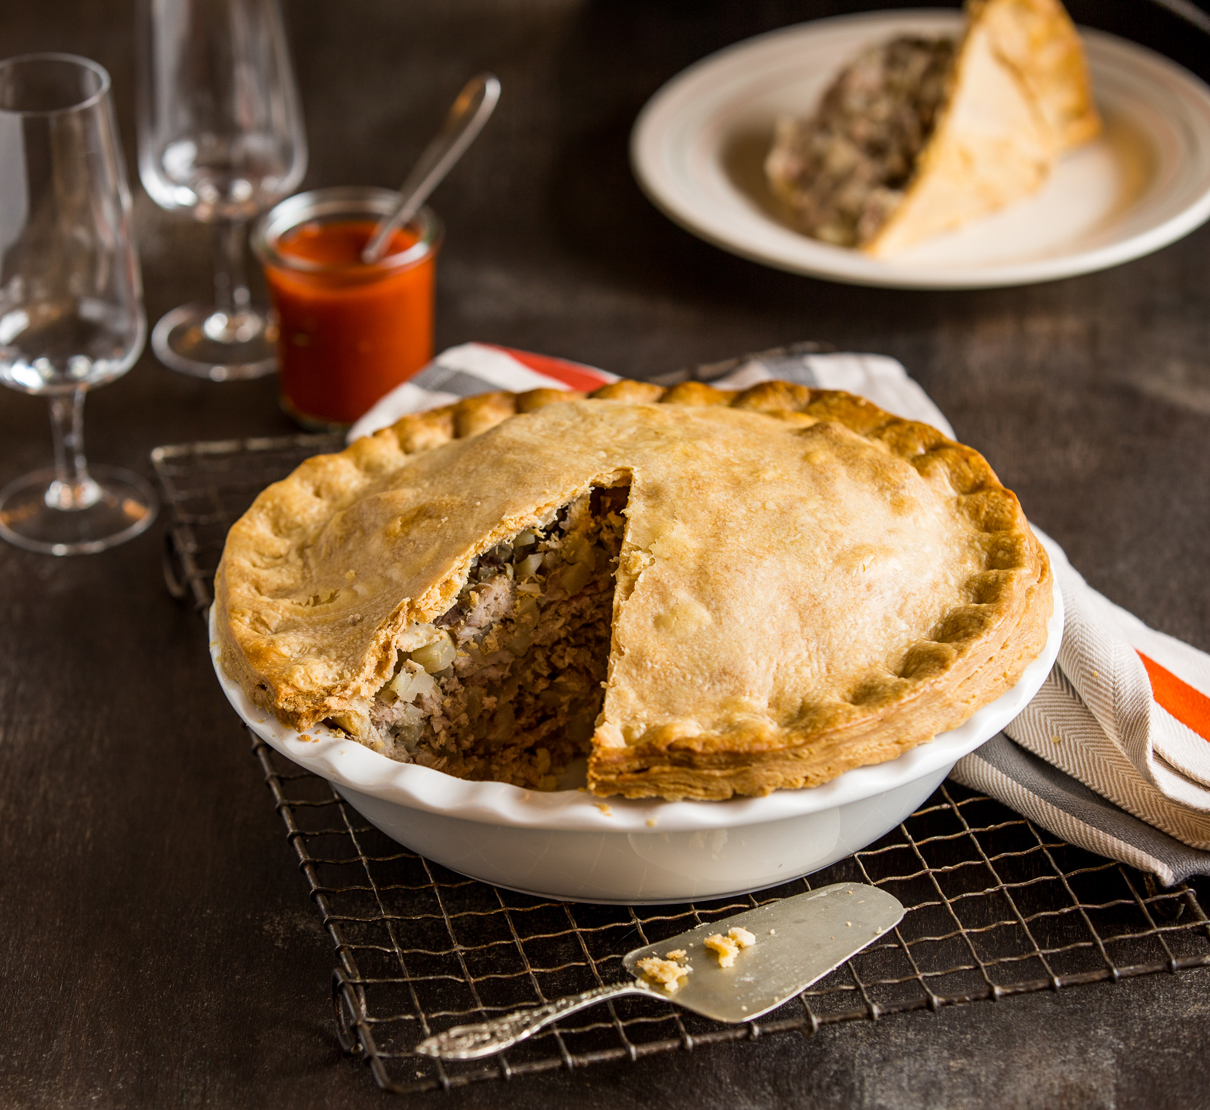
top-left (630, 9), bottom-right (1210, 289)
top-left (210, 573), bottom-right (1061, 833)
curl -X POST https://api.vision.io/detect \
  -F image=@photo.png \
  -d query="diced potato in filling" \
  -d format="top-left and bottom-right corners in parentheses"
top-left (367, 486), bottom-right (628, 790)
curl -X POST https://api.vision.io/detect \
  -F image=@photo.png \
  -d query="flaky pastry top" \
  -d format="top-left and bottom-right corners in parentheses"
top-left (216, 380), bottom-right (1051, 797)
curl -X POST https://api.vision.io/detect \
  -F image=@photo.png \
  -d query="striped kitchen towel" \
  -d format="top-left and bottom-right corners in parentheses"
top-left (347, 340), bottom-right (940, 442)
top-left (349, 342), bottom-right (1210, 885)
top-left (347, 343), bottom-right (619, 441)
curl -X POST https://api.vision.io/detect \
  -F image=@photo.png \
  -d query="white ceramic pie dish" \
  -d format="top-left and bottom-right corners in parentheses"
top-left (211, 576), bottom-right (1061, 904)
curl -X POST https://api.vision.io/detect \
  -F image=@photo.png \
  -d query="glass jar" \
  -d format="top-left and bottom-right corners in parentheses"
top-left (252, 186), bottom-right (442, 430)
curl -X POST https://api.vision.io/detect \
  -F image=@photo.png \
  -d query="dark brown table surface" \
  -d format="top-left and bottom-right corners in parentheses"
top-left (4, 1), bottom-right (1210, 1106)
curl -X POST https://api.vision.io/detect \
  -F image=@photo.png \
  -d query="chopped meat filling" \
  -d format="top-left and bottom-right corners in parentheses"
top-left (365, 485), bottom-right (628, 790)
top-left (765, 36), bottom-right (955, 247)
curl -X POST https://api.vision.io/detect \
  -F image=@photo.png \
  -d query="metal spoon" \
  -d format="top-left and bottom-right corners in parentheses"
top-left (360, 72), bottom-right (500, 264)
top-left (415, 882), bottom-right (904, 1060)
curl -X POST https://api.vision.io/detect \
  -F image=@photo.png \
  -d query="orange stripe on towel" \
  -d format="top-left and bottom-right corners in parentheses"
top-left (489, 346), bottom-right (612, 393)
top-left (1138, 651), bottom-right (1210, 743)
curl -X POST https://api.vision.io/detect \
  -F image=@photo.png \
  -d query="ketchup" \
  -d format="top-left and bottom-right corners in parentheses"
top-left (264, 218), bottom-right (437, 428)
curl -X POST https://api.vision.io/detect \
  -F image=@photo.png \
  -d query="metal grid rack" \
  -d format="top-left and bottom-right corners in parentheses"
top-left (154, 433), bottom-right (1210, 1097)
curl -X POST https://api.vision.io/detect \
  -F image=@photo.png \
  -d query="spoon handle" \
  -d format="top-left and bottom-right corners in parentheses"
top-left (415, 981), bottom-right (654, 1060)
top-left (361, 72), bottom-right (500, 263)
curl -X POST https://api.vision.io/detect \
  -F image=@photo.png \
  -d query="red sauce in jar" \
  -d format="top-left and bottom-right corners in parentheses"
top-left (264, 218), bottom-right (437, 428)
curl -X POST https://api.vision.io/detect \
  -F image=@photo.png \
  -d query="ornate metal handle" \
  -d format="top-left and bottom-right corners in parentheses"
top-left (415, 981), bottom-right (654, 1060)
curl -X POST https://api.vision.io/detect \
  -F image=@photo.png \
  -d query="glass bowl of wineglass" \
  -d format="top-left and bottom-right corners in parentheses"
top-left (136, 0), bottom-right (307, 381)
top-left (0, 53), bottom-right (157, 556)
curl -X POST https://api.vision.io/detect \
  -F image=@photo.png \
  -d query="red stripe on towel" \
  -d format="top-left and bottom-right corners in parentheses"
top-left (1138, 651), bottom-right (1210, 743)
top-left (489, 345), bottom-right (612, 392)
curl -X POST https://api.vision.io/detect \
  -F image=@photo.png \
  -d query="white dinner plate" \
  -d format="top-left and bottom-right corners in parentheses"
top-left (630, 9), bottom-right (1210, 289)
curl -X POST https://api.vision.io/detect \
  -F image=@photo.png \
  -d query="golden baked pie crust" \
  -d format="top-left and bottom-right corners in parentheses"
top-left (215, 379), bottom-right (1052, 801)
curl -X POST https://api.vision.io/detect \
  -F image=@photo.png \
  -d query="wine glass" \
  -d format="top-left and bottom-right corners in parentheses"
top-left (136, 0), bottom-right (307, 381)
top-left (0, 53), bottom-right (157, 557)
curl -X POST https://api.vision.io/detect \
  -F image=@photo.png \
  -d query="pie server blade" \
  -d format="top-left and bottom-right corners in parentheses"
top-left (416, 882), bottom-right (904, 1059)
top-left (622, 880), bottom-right (904, 1022)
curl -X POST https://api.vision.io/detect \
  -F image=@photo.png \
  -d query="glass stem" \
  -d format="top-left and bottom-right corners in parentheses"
top-left (45, 388), bottom-right (101, 511)
top-left (213, 219), bottom-right (252, 316)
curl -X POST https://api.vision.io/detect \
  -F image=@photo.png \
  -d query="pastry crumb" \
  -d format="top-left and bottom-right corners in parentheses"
top-left (665, 949), bottom-right (686, 960)
top-left (595, 803), bottom-right (612, 816)
top-left (646, 816), bottom-right (659, 828)
top-left (731, 927), bottom-right (756, 948)
top-left (704, 927), bottom-right (757, 968)
top-left (704, 934), bottom-right (737, 967)
top-left (637, 955), bottom-right (692, 992)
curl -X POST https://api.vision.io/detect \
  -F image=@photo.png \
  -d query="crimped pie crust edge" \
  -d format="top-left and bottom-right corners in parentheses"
top-left (215, 379), bottom-right (1052, 800)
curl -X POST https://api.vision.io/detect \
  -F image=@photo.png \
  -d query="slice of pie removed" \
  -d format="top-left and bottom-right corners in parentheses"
top-left (764, 0), bottom-right (1100, 255)
top-left (216, 380), bottom-right (1053, 801)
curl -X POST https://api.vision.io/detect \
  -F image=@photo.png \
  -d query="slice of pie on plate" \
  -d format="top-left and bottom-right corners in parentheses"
top-left (765, 0), bottom-right (1101, 255)
top-left (216, 380), bottom-right (1052, 801)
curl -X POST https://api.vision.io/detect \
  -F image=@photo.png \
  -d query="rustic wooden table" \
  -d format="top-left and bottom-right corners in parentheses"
top-left (3, 1), bottom-right (1209, 1106)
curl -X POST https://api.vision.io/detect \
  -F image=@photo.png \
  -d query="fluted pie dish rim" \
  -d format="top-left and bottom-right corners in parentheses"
top-left (210, 574), bottom-right (1060, 834)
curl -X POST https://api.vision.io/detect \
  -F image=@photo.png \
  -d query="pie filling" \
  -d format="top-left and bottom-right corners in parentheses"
top-left (765, 35), bottom-right (955, 247)
top-left (364, 485), bottom-right (628, 789)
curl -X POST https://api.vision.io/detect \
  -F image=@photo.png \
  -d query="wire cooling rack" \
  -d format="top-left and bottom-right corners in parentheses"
top-left (153, 430), bottom-right (1210, 1097)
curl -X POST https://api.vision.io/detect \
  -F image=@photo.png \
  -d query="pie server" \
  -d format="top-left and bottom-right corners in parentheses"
top-left (415, 881), bottom-right (904, 1060)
